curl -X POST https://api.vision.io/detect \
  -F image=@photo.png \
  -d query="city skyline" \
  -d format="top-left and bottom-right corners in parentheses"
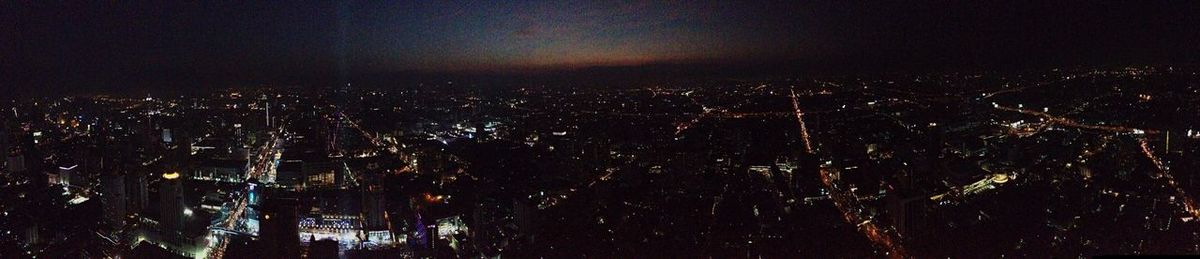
top-left (2, 1), bottom-right (1200, 258)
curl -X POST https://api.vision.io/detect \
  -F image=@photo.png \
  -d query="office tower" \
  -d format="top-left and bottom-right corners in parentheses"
top-left (101, 172), bottom-right (127, 227)
top-left (887, 193), bottom-right (932, 241)
top-left (362, 173), bottom-right (387, 230)
top-left (126, 170), bottom-right (149, 214)
top-left (159, 171), bottom-right (186, 233)
top-left (0, 126), bottom-right (8, 170)
top-left (6, 147), bottom-right (25, 173)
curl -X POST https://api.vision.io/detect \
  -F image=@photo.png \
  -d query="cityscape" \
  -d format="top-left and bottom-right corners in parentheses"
top-left (2, 1), bottom-right (1200, 259)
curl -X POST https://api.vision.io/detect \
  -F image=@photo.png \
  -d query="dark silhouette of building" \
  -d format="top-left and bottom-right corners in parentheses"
top-left (260, 197), bottom-right (301, 258)
top-left (307, 238), bottom-right (340, 259)
top-left (0, 125), bottom-right (8, 169)
top-left (5, 147), bottom-right (23, 174)
top-left (887, 192), bottom-right (933, 242)
top-left (101, 172), bottom-right (127, 227)
top-left (469, 198), bottom-right (536, 257)
top-left (160, 171), bottom-right (186, 233)
top-left (19, 133), bottom-right (48, 190)
top-left (126, 169), bottom-right (149, 215)
top-left (361, 172), bottom-right (387, 230)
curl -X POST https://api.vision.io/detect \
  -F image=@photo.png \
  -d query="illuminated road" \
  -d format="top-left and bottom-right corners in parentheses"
top-left (789, 87), bottom-right (814, 154)
top-left (1138, 138), bottom-right (1200, 219)
top-left (672, 86), bottom-right (781, 135)
top-left (819, 167), bottom-right (907, 259)
top-left (994, 103), bottom-right (1197, 219)
top-left (789, 88), bottom-right (906, 258)
top-left (929, 173), bottom-right (1012, 202)
top-left (207, 121), bottom-right (287, 259)
top-left (337, 111), bottom-right (385, 148)
top-left (993, 104), bottom-right (1158, 135)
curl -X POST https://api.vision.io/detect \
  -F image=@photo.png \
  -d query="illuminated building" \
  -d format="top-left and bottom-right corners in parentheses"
top-left (162, 128), bottom-right (173, 143)
top-left (192, 158), bottom-right (247, 182)
top-left (160, 171), bottom-right (186, 233)
top-left (298, 212), bottom-right (394, 249)
top-left (302, 157), bottom-right (343, 189)
top-left (410, 212), bottom-right (436, 256)
top-left (58, 162), bottom-right (79, 187)
top-left (435, 216), bottom-right (468, 244)
top-left (45, 170), bottom-right (60, 186)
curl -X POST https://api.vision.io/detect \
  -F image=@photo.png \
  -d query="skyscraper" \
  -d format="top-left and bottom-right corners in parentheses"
top-left (126, 169), bottom-right (149, 215)
top-left (362, 173), bottom-right (387, 230)
top-left (159, 171), bottom-right (186, 233)
top-left (6, 147), bottom-right (24, 173)
top-left (101, 172), bottom-right (127, 227)
top-left (266, 101), bottom-right (271, 128)
top-left (887, 193), bottom-right (933, 242)
top-left (20, 133), bottom-right (47, 190)
top-left (0, 125), bottom-right (9, 170)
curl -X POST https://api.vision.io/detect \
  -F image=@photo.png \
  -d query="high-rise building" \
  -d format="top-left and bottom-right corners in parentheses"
top-left (20, 134), bottom-right (48, 190)
top-left (45, 170), bottom-right (61, 187)
top-left (101, 172), bottom-right (127, 227)
top-left (162, 128), bottom-right (173, 143)
top-left (887, 192), bottom-right (933, 242)
top-left (126, 170), bottom-right (149, 215)
top-left (159, 171), bottom-right (186, 233)
top-left (512, 198), bottom-right (536, 241)
top-left (361, 173), bottom-right (387, 230)
top-left (0, 126), bottom-right (9, 170)
top-left (6, 147), bottom-right (25, 173)
top-left (471, 198), bottom-right (524, 257)
top-left (265, 102), bottom-right (271, 128)
top-left (260, 197), bottom-right (301, 258)
top-left (58, 162), bottom-right (79, 187)
top-left (18, 215), bottom-right (40, 246)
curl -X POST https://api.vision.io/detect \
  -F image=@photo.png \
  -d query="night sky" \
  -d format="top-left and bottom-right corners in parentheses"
top-left (2, 1), bottom-right (1199, 92)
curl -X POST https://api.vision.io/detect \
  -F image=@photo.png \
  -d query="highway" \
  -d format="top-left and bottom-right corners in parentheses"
top-left (818, 166), bottom-right (907, 259)
top-left (788, 87), bottom-right (907, 258)
top-left (337, 111), bottom-right (385, 148)
top-left (789, 87), bottom-right (814, 154)
top-left (1138, 138), bottom-right (1200, 219)
top-left (993, 104), bottom-right (1158, 135)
